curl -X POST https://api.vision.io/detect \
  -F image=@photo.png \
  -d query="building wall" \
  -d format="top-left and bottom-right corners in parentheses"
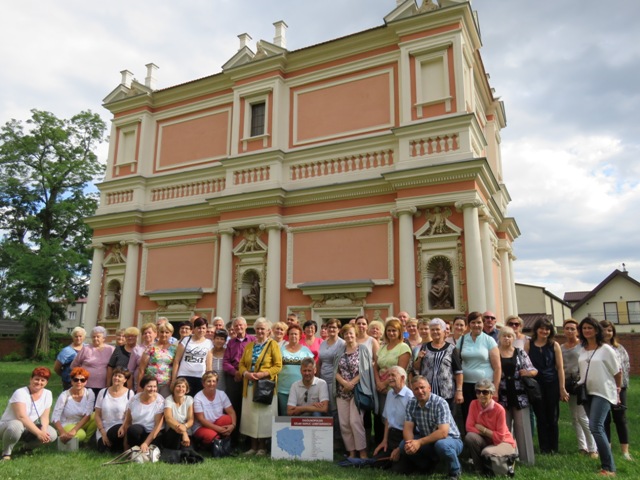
top-left (84, 3), bottom-right (519, 331)
top-left (573, 276), bottom-right (640, 330)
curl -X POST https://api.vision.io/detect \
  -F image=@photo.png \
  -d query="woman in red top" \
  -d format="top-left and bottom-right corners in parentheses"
top-left (464, 379), bottom-right (516, 476)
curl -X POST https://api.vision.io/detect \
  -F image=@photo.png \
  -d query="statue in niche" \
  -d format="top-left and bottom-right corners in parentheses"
top-left (428, 259), bottom-right (454, 310)
top-left (242, 273), bottom-right (261, 315)
top-left (107, 285), bottom-right (121, 318)
top-left (418, 0), bottom-right (439, 13)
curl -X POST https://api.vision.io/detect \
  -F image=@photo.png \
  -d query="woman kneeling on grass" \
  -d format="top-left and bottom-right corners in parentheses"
top-left (0, 367), bottom-right (58, 461)
top-left (163, 377), bottom-right (195, 449)
top-left (94, 367), bottom-right (132, 452)
top-left (51, 367), bottom-right (96, 446)
top-left (192, 371), bottom-right (236, 450)
top-left (120, 374), bottom-right (165, 452)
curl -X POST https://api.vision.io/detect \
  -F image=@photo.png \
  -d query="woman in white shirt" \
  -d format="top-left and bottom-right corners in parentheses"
top-left (51, 367), bottom-right (95, 445)
top-left (163, 377), bottom-right (194, 449)
top-left (578, 317), bottom-right (621, 477)
top-left (0, 367), bottom-right (57, 460)
top-left (172, 317), bottom-right (214, 396)
top-left (119, 374), bottom-right (165, 452)
top-left (94, 367), bottom-right (132, 452)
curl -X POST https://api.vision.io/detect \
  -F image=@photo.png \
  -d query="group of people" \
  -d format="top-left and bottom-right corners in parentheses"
top-left (0, 311), bottom-right (632, 478)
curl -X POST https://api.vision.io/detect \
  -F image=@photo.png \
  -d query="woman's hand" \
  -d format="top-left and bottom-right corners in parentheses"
top-left (343, 381), bottom-right (355, 392)
top-left (102, 431), bottom-right (112, 447)
top-left (140, 442), bottom-right (149, 453)
top-left (181, 433), bottom-right (191, 447)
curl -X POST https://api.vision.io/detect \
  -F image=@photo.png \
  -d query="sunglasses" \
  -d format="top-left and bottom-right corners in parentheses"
top-left (507, 322), bottom-right (520, 327)
top-left (304, 391), bottom-right (308, 403)
top-left (475, 389), bottom-right (492, 396)
top-left (72, 377), bottom-right (87, 383)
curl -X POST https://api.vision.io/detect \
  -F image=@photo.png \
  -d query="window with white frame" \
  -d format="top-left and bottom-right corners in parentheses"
top-left (250, 102), bottom-right (266, 137)
top-left (603, 302), bottom-right (619, 323)
top-left (627, 301), bottom-right (640, 323)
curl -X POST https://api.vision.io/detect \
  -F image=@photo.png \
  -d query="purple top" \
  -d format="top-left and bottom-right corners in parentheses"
top-left (222, 335), bottom-right (255, 376)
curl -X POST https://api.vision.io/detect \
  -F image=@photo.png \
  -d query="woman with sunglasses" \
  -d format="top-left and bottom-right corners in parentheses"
top-left (561, 318), bottom-right (597, 458)
top-left (496, 326), bottom-right (537, 465)
top-left (172, 317), bottom-right (214, 396)
top-left (0, 367), bottom-right (57, 461)
top-left (525, 318), bottom-right (568, 454)
top-left (95, 367), bottom-right (132, 452)
top-left (464, 379), bottom-right (516, 476)
top-left (52, 367), bottom-right (95, 446)
top-left (504, 315), bottom-right (529, 350)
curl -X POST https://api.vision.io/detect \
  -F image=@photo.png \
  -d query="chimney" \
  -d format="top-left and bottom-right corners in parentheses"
top-left (145, 63), bottom-right (159, 90)
top-left (120, 70), bottom-right (134, 88)
top-left (273, 20), bottom-right (288, 49)
top-left (238, 33), bottom-right (252, 50)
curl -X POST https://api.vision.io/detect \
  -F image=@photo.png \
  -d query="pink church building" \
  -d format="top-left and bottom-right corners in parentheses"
top-left (84, 0), bottom-right (520, 333)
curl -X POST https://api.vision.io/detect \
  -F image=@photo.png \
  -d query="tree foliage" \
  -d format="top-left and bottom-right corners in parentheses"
top-left (0, 109), bottom-right (106, 358)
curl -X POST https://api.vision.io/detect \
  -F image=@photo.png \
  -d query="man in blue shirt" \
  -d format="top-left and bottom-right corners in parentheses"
top-left (396, 375), bottom-right (463, 479)
top-left (373, 365), bottom-right (414, 466)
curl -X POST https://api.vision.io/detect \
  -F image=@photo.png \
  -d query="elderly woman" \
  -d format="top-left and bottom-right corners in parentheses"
top-left (52, 367), bottom-right (96, 445)
top-left (334, 323), bottom-right (377, 459)
top-left (127, 322), bottom-right (157, 391)
top-left (457, 311), bottom-right (501, 423)
top-left (497, 326), bottom-right (537, 465)
top-left (193, 371), bottom-right (236, 449)
top-left (579, 317), bottom-right (621, 477)
top-left (600, 320), bottom-right (632, 461)
top-left (107, 326), bottom-right (139, 387)
top-left (238, 317), bottom-right (282, 455)
top-left (525, 317), bottom-right (568, 454)
top-left (367, 320), bottom-right (384, 344)
top-left (271, 321), bottom-right (289, 347)
top-left (504, 315), bottom-right (529, 349)
top-left (54, 326), bottom-right (86, 390)
top-left (172, 317), bottom-right (213, 396)
top-left (95, 367), bottom-right (132, 452)
top-left (412, 318), bottom-right (463, 409)
top-left (139, 322), bottom-right (177, 398)
top-left (303, 320), bottom-right (323, 362)
top-left (0, 367), bottom-right (58, 460)
top-left (278, 325), bottom-right (313, 415)
top-left (120, 374), bottom-right (165, 452)
top-left (163, 377), bottom-right (194, 449)
top-left (464, 379), bottom-right (517, 476)
top-left (71, 326), bottom-right (115, 398)
top-left (561, 318), bottom-right (597, 457)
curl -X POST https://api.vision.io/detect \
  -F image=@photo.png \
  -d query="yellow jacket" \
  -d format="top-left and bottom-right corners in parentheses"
top-left (238, 339), bottom-right (283, 397)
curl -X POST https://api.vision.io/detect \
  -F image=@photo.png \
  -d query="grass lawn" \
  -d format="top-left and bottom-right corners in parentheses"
top-left (0, 361), bottom-right (637, 479)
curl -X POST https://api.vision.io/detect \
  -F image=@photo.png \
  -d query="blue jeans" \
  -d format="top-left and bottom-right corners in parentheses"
top-left (584, 394), bottom-right (616, 473)
top-left (398, 436), bottom-right (463, 475)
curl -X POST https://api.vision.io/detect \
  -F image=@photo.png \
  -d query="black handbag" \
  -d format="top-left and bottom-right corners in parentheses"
top-left (564, 374), bottom-right (579, 395)
top-left (354, 382), bottom-right (374, 412)
top-left (211, 437), bottom-right (233, 458)
top-left (522, 376), bottom-right (542, 403)
top-left (252, 340), bottom-right (276, 405)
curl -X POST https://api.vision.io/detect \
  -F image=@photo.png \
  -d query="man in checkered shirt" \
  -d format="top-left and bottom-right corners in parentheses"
top-left (395, 375), bottom-right (463, 479)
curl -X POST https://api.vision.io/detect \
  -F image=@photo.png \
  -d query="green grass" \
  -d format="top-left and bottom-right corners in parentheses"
top-left (0, 361), bottom-right (637, 479)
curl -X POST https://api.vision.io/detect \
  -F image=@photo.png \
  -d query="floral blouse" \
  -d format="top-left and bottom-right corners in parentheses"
top-left (145, 344), bottom-right (177, 386)
top-left (498, 347), bottom-right (536, 410)
top-left (336, 350), bottom-right (359, 400)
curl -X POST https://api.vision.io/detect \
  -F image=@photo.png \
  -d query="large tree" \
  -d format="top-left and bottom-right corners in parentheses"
top-left (0, 109), bottom-right (106, 357)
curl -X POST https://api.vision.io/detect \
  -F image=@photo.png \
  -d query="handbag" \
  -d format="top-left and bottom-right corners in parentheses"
top-left (102, 445), bottom-right (161, 465)
top-left (211, 437), bottom-right (233, 458)
top-left (564, 374), bottom-right (579, 395)
top-left (252, 340), bottom-right (276, 405)
top-left (354, 382), bottom-right (374, 412)
top-left (521, 376), bottom-right (542, 404)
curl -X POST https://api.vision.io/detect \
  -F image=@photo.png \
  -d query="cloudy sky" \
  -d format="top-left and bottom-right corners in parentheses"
top-left (1, 0), bottom-right (638, 299)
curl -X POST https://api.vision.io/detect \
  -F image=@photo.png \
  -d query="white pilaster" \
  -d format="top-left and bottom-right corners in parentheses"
top-left (509, 253), bottom-right (518, 315)
top-left (456, 200), bottom-right (485, 312)
top-left (84, 244), bottom-right (105, 331)
top-left (396, 207), bottom-right (417, 317)
top-left (120, 240), bottom-right (141, 328)
top-left (216, 229), bottom-right (235, 322)
top-left (498, 243), bottom-right (513, 316)
top-left (480, 215), bottom-right (496, 313)
top-left (263, 223), bottom-right (283, 323)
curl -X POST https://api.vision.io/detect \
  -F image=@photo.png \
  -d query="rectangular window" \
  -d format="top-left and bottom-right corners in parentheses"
top-left (603, 302), bottom-right (619, 323)
top-left (250, 102), bottom-right (266, 137)
top-left (68, 311), bottom-right (77, 321)
top-left (627, 301), bottom-right (640, 323)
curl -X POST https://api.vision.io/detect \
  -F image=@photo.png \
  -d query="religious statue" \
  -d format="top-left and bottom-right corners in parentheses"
top-left (242, 278), bottom-right (260, 315)
top-left (107, 287), bottom-right (121, 318)
top-left (428, 259), bottom-right (454, 309)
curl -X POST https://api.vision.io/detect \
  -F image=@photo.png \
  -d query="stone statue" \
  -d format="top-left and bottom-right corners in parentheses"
top-left (418, 0), bottom-right (439, 13)
top-left (241, 228), bottom-right (260, 252)
top-left (428, 259), bottom-right (453, 309)
top-left (242, 278), bottom-right (260, 315)
top-left (107, 287), bottom-right (121, 318)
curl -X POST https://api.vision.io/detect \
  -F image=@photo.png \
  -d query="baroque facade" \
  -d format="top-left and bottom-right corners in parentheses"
top-left (84, 0), bottom-right (520, 332)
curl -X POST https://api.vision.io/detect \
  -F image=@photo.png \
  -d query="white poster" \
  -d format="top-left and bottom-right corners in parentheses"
top-left (271, 416), bottom-right (334, 461)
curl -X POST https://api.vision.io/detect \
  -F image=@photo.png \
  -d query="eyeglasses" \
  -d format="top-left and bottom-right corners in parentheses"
top-left (475, 389), bottom-right (492, 396)
top-left (304, 391), bottom-right (308, 403)
top-left (507, 322), bottom-right (520, 328)
top-left (72, 377), bottom-right (87, 383)
top-left (483, 316), bottom-right (496, 320)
